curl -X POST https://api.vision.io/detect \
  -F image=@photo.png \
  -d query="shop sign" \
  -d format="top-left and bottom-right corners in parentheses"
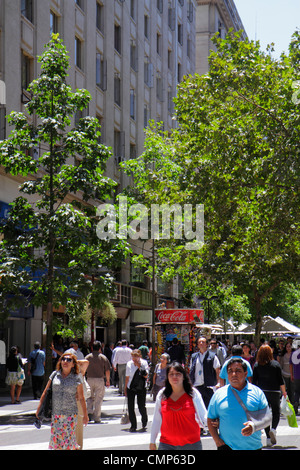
top-left (155, 308), bottom-right (204, 323)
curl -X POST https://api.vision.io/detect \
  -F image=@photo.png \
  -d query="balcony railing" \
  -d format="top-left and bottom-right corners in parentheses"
top-left (112, 282), bottom-right (153, 309)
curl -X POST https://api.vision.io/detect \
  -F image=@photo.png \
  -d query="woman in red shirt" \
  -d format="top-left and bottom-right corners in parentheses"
top-left (150, 362), bottom-right (207, 450)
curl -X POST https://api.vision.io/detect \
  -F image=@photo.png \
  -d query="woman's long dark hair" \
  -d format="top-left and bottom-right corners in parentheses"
top-left (163, 362), bottom-right (193, 398)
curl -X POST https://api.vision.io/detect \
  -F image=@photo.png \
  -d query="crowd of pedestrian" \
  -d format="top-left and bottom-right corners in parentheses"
top-left (3, 335), bottom-right (300, 451)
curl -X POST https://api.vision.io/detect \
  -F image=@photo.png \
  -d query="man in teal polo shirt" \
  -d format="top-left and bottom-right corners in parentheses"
top-left (207, 358), bottom-right (270, 450)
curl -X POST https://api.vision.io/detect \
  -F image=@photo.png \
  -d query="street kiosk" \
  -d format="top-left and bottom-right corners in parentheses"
top-left (155, 308), bottom-right (204, 369)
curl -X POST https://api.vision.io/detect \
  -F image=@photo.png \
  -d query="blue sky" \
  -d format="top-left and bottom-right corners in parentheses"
top-left (234, 0), bottom-right (300, 58)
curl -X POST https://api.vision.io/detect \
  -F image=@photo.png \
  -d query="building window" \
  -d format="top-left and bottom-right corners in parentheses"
top-left (144, 104), bottom-right (149, 128)
top-left (168, 7), bottom-right (175, 31)
top-left (130, 89), bottom-right (136, 120)
top-left (114, 74), bottom-right (121, 106)
top-left (168, 87), bottom-right (173, 113)
top-left (21, 0), bottom-right (33, 23)
top-left (156, 75), bottom-right (163, 102)
top-left (130, 143), bottom-right (136, 159)
top-left (187, 1), bottom-right (194, 23)
top-left (130, 0), bottom-right (136, 21)
top-left (168, 49), bottom-right (172, 70)
top-left (114, 24), bottom-right (122, 54)
top-left (178, 23), bottom-right (183, 46)
top-left (130, 41), bottom-right (138, 72)
top-left (21, 52), bottom-right (33, 91)
top-left (75, 0), bottom-right (84, 11)
top-left (178, 62), bottom-right (182, 83)
top-left (96, 53), bottom-right (106, 90)
top-left (144, 59), bottom-right (153, 87)
top-left (50, 11), bottom-right (58, 36)
top-left (157, 0), bottom-right (163, 14)
top-left (114, 130), bottom-right (125, 165)
top-left (75, 37), bottom-right (83, 70)
top-left (157, 32), bottom-right (162, 56)
top-left (144, 15), bottom-right (149, 39)
top-left (96, 2), bottom-right (104, 32)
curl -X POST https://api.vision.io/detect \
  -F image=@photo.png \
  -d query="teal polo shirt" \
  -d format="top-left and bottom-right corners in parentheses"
top-left (207, 382), bottom-right (268, 450)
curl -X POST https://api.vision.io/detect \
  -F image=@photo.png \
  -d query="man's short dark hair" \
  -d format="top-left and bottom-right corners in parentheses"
top-left (231, 345), bottom-right (243, 356)
top-left (226, 358), bottom-right (247, 372)
top-left (93, 341), bottom-right (101, 351)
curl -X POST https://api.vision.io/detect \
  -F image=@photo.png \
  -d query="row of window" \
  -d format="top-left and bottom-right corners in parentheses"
top-left (23, 0), bottom-right (194, 27)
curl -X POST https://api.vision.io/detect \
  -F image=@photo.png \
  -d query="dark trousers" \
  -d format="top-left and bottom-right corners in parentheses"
top-left (263, 391), bottom-right (281, 437)
top-left (32, 375), bottom-right (44, 399)
top-left (196, 385), bottom-right (214, 409)
top-left (126, 387), bottom-right (148, 430)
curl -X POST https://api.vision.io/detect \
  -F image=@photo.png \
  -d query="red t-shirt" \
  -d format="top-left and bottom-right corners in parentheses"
top-left (160, 393), bottom-right (201, 446)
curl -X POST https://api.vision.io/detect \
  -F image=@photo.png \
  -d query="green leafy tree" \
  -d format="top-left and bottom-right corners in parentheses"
top-left (122, 31), bottom-right (300, 345)
top-left (0, 35), bottom-right (129, 376)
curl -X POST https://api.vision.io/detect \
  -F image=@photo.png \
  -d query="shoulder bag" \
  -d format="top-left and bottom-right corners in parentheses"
top-left (121, 399), bottom-right (130, 424)
top-left (17, 356), bottom-right (25, 381)
top-left (231, 387), bottom-right (272, 432)
top-left (38, 372), bottom-right (57, 421)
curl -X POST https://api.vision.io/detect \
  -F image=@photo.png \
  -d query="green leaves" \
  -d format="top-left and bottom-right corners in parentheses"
top-left (121, 30), bottom-right (300, 332)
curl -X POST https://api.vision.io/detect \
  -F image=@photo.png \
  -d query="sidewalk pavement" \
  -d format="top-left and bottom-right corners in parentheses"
top-left (0, 385), bottom-right (39, 420)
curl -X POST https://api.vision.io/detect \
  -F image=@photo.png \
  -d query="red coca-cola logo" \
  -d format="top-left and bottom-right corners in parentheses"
top-left (155, 309), bottom-right (204, 323)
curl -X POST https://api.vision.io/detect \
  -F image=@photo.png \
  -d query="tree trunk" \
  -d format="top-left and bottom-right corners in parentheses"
top-left (253, 288), bottom-right (262, 348)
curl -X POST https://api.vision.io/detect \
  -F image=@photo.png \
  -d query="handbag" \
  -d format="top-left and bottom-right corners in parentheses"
top-left (231, 387), bottom-right (272, 432)
top-left (17, 357), bottom-right (25, 381)
top-left (83, 377), bottom-right (91, 399)
top-left (121, 399), bottom-right (130, 425)
top-left (38, 372), bottom-right (57, 421)
top-left (130, 368), bottom-right (147, 392)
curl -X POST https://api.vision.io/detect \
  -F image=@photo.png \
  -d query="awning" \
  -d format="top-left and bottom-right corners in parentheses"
top-left (240, 316), bottom-right (300, 335)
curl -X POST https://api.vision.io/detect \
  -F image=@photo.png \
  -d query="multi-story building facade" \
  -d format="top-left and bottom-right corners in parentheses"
top-left (0, 0), bottom-right (245, 365)
top-left (196, 0), bottom-right (247, 75)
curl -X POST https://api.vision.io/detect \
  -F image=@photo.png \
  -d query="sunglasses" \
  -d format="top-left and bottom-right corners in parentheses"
top-left (61, 357), bottom-right (73, 363)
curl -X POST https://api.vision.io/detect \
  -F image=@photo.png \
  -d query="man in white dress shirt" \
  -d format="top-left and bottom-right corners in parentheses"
top-left (112, 340), bottom-right (132, 395)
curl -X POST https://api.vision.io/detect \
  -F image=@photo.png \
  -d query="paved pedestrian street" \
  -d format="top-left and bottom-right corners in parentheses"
top-left (0, 386), bottom-right (299, 452)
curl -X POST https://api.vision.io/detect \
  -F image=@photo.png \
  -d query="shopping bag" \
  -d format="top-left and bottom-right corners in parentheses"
top-left (286, 401), bottom-right (298, 428)
top-left (280, 396), bottom-right (293, 417)
top-left (121, 399), bottom-right (130, 424)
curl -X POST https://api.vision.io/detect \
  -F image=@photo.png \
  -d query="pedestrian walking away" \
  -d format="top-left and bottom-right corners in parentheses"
top-left (139, 340), bottom-right (150, 361)
top-left (125, 349), bottom-right (149, 432)
top-left (85, 340), bottom-right (110, 423)
top-left (150, 362), bottom-right (207, 451)
top-left (5, 346), bottom-right (25, 404)
top-left (189, 336), bottom-right (221, 409)
top-left (252, 344), bottom-right (287, 447)
top-left (28, 341), bottom-right (46, 400)
top-left (113, 340), bottom-right (132, 395)
top-left (36, 352), bottom-right (88, 450)
top-left (167, 338), bottom-right (185, 365)
top-left (207, 358), bottom-right (271, 450)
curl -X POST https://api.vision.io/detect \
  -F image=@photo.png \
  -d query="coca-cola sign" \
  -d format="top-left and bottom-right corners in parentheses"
top-left (155, 309), bottom-right (204, 323)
